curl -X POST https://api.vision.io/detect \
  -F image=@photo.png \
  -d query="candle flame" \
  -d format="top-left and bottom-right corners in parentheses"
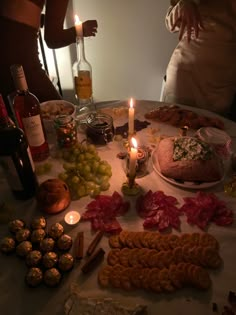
top-left (74, 14), bottom-right (82, 25)
top-left (129, 98), bottom-right (134, 109)
top-left (131, 137), bottom-right (137, 149)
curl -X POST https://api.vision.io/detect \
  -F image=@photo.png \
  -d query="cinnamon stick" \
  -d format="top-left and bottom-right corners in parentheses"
top-left (81, 247), bottom-right (105, 274)
top-left (86, 231), bottom-right (104, 256)
top-left (74, 231), bottom-right (84, 259)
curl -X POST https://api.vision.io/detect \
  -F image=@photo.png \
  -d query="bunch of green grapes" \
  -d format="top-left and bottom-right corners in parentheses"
top-left (57, 143), bottom-right (112, 199)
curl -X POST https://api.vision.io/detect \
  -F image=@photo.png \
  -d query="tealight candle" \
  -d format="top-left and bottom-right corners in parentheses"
top-left (128, 98), bottom-right (134, 135)
top-left (129, 137), bottom-right (138, 177)
top-left (64, 211), bottom-right (81, 226)
top-left (74, 14), bottom-right (83, 38)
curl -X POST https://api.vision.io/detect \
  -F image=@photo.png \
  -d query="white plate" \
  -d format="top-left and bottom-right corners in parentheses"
top-left (151, 147), bottom-right (223, 189)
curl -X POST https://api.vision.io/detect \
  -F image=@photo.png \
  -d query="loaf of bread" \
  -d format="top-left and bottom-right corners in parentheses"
top-left (156, 137), bottom-right (224, 182)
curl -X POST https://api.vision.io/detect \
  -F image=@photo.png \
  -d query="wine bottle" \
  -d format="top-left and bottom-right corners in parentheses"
top-left (10, 64), bottom-right (49, 162)
top-left (73, 37), bottom-right (94, 112)
top-left (0, 94), bottom-right (38, 200)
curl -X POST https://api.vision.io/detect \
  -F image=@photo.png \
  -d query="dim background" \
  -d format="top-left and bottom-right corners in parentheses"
top-left (40, 0), bottom-right (178, 104)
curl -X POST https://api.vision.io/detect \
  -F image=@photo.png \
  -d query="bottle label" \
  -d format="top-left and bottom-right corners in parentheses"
top-left (74, 71), bottom-right (92, 99)
top-left (22, 115), bottom-right (45, 147)
top-left (0, 156), bottom-right (23, 191)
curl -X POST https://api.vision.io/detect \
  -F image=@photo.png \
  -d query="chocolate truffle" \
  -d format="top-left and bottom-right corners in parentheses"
top-left (25, 267), bottom-right (43, 287)
top-left (56, 234), bottom-right (72, 251)
top-left (40, 237), bottom-right (55, 252)
top-left (42, 251), bottom-right (58, 269)
top-left (31, 229), bottom-right (46, 244)
top-left (26, 250), bottom-right (42, 267)
top-left (48, 223), bottom-right (64, 240)
top-left (0, 236), bottom-right (16, 254)
top-left (58, 253), bottom-right (74, 272)
top-left (8, 219), bottom-right (25, 234)
top-left (16, 241), bottom-right (32, 257)
top-left (31, 217), bottom-right (47, 230)
top-left (15, 228), bottom-right (31, 243)
top-left (43, 268), bottom-right (61, 287)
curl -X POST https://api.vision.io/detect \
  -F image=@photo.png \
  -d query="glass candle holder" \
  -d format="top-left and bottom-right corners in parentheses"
top-left (54, 115), bottom-right (77, 148)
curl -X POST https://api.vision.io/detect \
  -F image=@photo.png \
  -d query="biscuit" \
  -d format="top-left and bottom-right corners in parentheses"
top-left (109, 234), bottom-right (122, 249)
top-left (98, 265), bottom-right (113, 287)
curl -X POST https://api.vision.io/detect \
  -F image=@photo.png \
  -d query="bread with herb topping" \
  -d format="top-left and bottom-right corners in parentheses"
top-left (157, 137), bottom-right (224, 182)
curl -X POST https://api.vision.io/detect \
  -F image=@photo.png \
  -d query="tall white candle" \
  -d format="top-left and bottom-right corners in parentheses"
top-left (129, 137), bottom-right (137, 177)
top-left (74, 15), bottom-right (83, 38)
top-left (128, 98), bottom-right (134, 135)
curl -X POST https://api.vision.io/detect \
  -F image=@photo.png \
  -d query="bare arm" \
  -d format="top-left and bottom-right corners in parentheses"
top-left (44, 0), bottom-right (97, 49)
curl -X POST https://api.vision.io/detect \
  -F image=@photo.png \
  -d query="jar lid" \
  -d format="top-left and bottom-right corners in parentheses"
top-left (86, 112), bottom-right (113, 129)
top-left (195, 127), bottom-right (231, 145)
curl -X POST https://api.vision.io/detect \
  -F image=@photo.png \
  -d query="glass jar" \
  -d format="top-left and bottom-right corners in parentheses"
top-left (54, 115), bottom-right (77, 148)
top-left (85, 113), bottom-right (114, 145)
top-left (195, 127), bottom-right (232, 159)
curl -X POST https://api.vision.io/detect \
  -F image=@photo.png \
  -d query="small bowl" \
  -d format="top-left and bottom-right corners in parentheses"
top-left (195, 127), bottom-right (232, 159)
top-left (40, 100), bottom-right (76, 133)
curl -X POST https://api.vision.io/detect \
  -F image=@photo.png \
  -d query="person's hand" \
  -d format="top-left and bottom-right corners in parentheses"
top-left (82, 20), bottom-right (98, 37)
top-left (172, 1), bottom-right (203, 42)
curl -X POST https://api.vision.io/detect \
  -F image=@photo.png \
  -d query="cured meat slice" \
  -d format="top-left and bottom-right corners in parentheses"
top-left (136, 190), bottom-right (181, 232)
top-left (180, 191), bottom-right (233, 229)
top-left (82, 192), bottom-right (130, 234)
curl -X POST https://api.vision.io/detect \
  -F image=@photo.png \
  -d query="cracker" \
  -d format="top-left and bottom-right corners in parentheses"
top-left (98, 265), bottom-right (113, 287)
top-left (119, 248), bottom-right (131, 267)
top-left (109, 234), bottom-right (122, 249)
top-left (107, 249), bottom-right (121, 266)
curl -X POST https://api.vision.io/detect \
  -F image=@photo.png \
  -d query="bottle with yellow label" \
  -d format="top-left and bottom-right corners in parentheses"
top-left (73, 37), bottom-right (94, 113)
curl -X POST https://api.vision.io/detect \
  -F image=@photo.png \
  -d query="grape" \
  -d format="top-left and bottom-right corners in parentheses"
top-left (68, 155), bottom-right (76, 163)
top-left (56, 142), bottom-right (112, 200)
top-left (100, 181), bottom-right (110, 191)
top-left (90, 186), bottom-right (101, 198)
top-left (58, 172), bottom-right (68, 181)
top-left (97, 164), bottom-right (107, 175)
top-left (71, 175), bottom-right (80, 184)
top-left (77, 185), bottom-right (87, 198)
top-left (78, 153), bottom-right (85, 162)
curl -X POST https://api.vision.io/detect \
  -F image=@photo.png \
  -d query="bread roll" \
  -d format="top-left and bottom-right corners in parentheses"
top-left (36, 179), bottom-right (71, 214)
top-left (157, 137), bottom-right (224, 182)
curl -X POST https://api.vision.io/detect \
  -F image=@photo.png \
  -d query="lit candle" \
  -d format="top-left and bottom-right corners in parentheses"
top-left (74, 14), bottom-right (83, 38)
top-left (128, 98), bottom-right (134, 135)
top-left (64, 211), bottom-right (81, 226)
top-left (129, 137), bottom-right (138, 177)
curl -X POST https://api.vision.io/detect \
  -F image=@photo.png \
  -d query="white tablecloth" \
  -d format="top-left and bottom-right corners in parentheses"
top-left (1, 100), bottom-right (236, 315)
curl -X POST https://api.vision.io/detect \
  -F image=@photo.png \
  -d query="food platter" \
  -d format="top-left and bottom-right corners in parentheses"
top-left (151, 147), bottom-right (223, 189)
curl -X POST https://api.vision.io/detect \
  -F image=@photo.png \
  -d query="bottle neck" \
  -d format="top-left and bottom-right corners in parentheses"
top-left (11, 64), bottom-right (29, 93)
top-left (76, 37), bottom-right (87, 62)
